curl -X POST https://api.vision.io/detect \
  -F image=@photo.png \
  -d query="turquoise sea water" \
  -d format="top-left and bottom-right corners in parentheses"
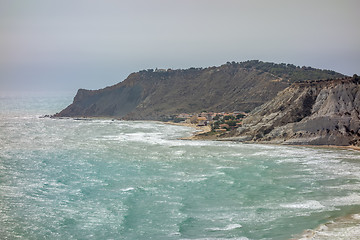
top-left (1, 95), bottom-right (360, 240)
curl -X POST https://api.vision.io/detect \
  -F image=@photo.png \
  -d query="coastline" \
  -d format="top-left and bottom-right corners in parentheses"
top-left (169, 122), bottom-right (360, 152)
top-left (293, 212), bottom-right (360, 240)
top-left (51, 117), bottom-right (360, 152)
top-left (162, 121), bottom-right (212, 140)
top-left (171, 123), bottom-right (360, 152)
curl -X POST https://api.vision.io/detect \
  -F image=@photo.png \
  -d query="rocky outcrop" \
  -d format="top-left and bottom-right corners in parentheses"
top-left (54, 61), bottom-right (344, 120)
top-left (235, 76), bottom-right (360, 146)
top-left (54, 84), bottom-right (143, 118)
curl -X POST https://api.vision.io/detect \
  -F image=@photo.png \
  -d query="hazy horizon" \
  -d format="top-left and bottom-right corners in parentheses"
top-left (1, 0), bottom-right (359, 94)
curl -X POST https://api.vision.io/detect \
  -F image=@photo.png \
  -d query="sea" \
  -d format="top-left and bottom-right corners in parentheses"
top-left (1, 93), bottom-right (360, 240)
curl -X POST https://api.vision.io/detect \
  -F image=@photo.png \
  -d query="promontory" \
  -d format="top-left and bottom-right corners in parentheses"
top-left (53, 60), bottom-right (344, 120)
top-left (53, 60), bottom-right (360, 147)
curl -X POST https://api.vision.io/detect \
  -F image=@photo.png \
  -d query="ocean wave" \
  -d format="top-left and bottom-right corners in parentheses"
top-left (2, 106), bottom-right (360, 240)
top-left (207, 223), bottom-right (243, 231)
top-left (325, 193), bottom-right (360, 207)
top-left (120, 187), bottom-right (135, 192)
top-left (280, 200), bottom-right (325, 210)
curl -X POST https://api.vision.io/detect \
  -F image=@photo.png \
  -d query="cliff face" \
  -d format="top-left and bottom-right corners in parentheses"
top-left (58, 85), bottom-right (143, 117)
top-left (236, 76), bottom-right (360, 146)
top-left (54, 61), bottom-right (344, 120)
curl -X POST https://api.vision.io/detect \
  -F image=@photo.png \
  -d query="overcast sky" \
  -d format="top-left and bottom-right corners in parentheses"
top-left (1, 0), bottom-right (359, 94)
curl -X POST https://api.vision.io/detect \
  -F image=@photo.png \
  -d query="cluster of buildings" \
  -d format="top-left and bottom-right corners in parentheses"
top-left (175, 111), bottom-right (249, 131)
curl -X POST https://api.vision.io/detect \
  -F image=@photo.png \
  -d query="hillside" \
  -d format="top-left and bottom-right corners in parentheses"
top-left (54, 61), bottom-right (345, 120)
top-left (233, 75), bottom-right (360, 146)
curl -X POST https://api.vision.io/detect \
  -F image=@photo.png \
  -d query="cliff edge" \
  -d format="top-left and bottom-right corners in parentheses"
top-left (53, 61), bottom-right (343, 120)
top-left (235, 76), bottom-right (360, 146)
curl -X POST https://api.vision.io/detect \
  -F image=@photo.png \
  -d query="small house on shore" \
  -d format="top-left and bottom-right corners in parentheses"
top-left (197, 117), bottom-right (207, 126)
top-left (219, 123), bottom-right (230, 129)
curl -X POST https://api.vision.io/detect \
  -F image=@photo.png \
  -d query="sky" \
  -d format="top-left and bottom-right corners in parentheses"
top-left (1, 0), bottom-right (359, 94)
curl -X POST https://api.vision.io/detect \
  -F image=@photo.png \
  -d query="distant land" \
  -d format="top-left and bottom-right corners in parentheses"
top-left (54, 60), bottom-right (345, 120)
top-left (53, 60), bottom-right (360, 147)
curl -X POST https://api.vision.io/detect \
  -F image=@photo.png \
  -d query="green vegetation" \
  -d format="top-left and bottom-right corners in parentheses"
top-left (354, 74), bottom-right (359, 81)
top-left (223, 115), bottom-right (235, 121)
top-left (227, 120), bottom-right (238, 127)
top-left (234, 60), bottom-right (345, 82)
top-left (236, 113), bottom-right (246, 119)
top-left (213, 115), bottom-right (221, 121)
top-left (212, 121), bottom-right (220, 130)
top-left (211, 114), bottom-right (244, 132)
top-left (173, 118), bottom-right (186, 123)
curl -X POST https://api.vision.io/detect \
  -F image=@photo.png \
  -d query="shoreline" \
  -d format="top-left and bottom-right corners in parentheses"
top-left (292, 212), bottom-right (360, 240)
top-left (168, 121), bottom-right (360, 152)
top-left (162, 121), bottom-right (212, 139)
top-left (51, 117), bottom-right (360, 152)
top-left (169, 122), bottom-right (360, 152)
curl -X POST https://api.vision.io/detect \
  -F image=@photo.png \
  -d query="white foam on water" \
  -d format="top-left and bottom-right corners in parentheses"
top-left (3, 99), bottom-right (360, 240)
top-left (275, 158), bottom-right (301, 164)
top-left (326, 183), bottom-right (360, 191)
top-left (181, 237), bottom-right (249, 240)
top-left (207, 223), bottom-right (243, 231)
top-left (324, 193), bottom-right (360, 207)
top-left (183, 176), bottom-right (208, 182)
top-left (120, 187), bottom-right (135, 192)
top-left (280, 200), bottom-right (325, 210)
top-left (215, 166), bottom-right (238, 169)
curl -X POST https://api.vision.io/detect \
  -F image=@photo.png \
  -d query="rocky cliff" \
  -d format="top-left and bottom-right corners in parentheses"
top-left (235, 76), bottom-right (360, 146)
top-left (54, 61), bottom-right (344, 120)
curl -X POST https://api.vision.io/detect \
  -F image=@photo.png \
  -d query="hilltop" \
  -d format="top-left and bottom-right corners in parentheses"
top-left (54, 60), bottom-right (345, 120)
